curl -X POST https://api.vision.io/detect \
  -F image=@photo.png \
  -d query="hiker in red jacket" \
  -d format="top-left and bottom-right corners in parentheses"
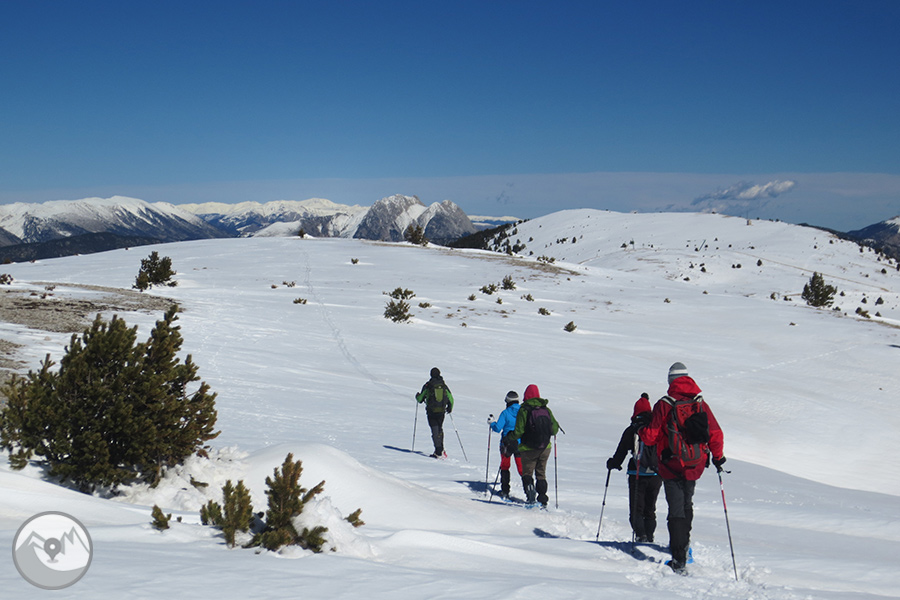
top-left (639, 362), bottom-right (725, 574)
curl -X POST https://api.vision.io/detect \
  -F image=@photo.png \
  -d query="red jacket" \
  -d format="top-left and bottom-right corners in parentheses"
top-left (638, 376), bottom-right (724, 481)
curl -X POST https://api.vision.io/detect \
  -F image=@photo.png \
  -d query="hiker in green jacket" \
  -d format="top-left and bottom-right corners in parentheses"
top-left (505, 384), bottom-right (559, 507)
top-left (416, 367), bottom-right (455, 458)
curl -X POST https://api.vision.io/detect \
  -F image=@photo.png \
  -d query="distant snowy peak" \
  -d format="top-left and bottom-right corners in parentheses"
top-left (352, 195), bottom-right (476, 243)
top-left (0, 196), bottom-right (226, 245)
top-left (179, 198), bottom-right (368, 237)
top-left (847, 215), bottom-right (900, 259)
top-left (190, 194), bottom-right (477, 243)
top-left (180, 198), bottom-right (366, 219)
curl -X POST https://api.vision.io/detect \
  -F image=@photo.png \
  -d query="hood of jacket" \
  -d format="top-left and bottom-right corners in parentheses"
top-left (667, 376), bottom-right (702, 400)
top-left (523, 384), bottom-right (541, 401)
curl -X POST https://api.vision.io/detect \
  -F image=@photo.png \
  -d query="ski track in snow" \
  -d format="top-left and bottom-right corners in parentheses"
top-left (299, 246), bottom-right (401, 399)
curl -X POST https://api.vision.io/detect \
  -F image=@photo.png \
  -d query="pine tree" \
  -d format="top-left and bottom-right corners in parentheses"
top-left (251, 453), bottom-right (326, 552)
top-left (0, 307), bottom-right (218, 491)
top-left (151, 505), bottom-right (172, 531)
top-left (221, 480), bottom-right (254, 548)
top-left (134, 251), bottom-right (177, 291)
top-left (802, 272), bottom-right (837, 308)
top-left (404, 223), bottom-right (427, 245)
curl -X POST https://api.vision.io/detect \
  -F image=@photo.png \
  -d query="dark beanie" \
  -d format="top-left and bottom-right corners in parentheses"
top-left (430, 367), bottom-right (441, 378)
top-left (504, 391), bottom-right (520, 404)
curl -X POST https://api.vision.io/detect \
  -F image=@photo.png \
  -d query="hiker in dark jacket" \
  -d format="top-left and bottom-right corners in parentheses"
top-left (639, 362), bottom-right (725, 573)
top-left (504, 384), bottom-right (559, 507)
top-left (490, 391), bottom-right (523, 499)
top-left (607, 393), bottom-right (662, 542)
top-left (416, 367), bottom-right (455, 458)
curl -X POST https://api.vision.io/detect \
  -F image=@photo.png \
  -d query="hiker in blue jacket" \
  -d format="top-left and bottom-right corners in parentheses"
top-left (489, 391), bottom-right (524, 499)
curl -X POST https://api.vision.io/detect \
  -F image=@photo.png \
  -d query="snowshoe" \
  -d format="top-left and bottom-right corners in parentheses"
top-left (665, 559), bottom-right (687, 575)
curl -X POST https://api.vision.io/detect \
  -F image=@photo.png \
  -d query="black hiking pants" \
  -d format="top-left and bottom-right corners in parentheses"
top-left (663, 478), bottom-right (695, 565)
top-left (628, 473), bottom-right (662, 540)
top-left (426, 411), bottom-right (445, 455)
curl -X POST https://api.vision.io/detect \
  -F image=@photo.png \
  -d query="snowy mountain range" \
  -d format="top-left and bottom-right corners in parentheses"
top-left (0, 195), bottom-right (478, 261)
top-left (2, 195), bottom-right (899, 264)
top-left (0, 209), bottom-right (899, 599)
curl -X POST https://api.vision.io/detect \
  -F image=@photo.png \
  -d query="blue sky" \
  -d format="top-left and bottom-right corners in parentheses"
top-left (1, 1), bottom-right (898, 230)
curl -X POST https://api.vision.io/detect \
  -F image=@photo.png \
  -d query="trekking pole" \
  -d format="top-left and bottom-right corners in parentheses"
top-left (595, 468), bottom-right (612, 541)
top-left (485, 415), bottom-right (493, 496)
top-left (717, 467), bottom-right (739, 581)
top-left (448, 412), bottom-right (468, 461)
top-left (553, 435), bottom-right (559, 508)
top-left (412, 401), bottom-right (419, 452)
top-left (487, 465), bottom-right (502, 503)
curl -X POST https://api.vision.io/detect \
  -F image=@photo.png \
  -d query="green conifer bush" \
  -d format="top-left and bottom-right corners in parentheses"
top-left (801, 272), bottom-right (837, 307)
top-left (133, 251), bottom-right (177, 291)
top-left (0, 306), bottom-right (219, 491)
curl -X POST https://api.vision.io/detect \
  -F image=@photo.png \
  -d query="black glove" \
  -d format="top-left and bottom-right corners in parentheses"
top-left (713, 456), bottom-right (727, 472)
top-left (606, 457), bottom-right (621, 471)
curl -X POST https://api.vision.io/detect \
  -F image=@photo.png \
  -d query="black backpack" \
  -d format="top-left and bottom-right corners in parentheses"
top-left (521, 405), bottom-right (552, 450)
top-left (632, 431), bottom-right (658, 474)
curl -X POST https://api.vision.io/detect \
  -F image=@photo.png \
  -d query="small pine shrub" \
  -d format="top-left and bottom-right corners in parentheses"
top-left (200, 500), bottom-right (224, 527)
top-left (133, 251), bottom-right (177, 291)
top-left (501, 275), bottom-right (516, 290)
top-left (351, 258), bottom-right (359, 264)
top-left (345, 509), bottom-right (365, 528)
top-left (538, 307), bottom-right (550, 316)
top-left (480, 283), bottom-right (499, 295)
top-left (563, 321), bottom-right (577, 332)
top-left (404, 224), bottom-right (428, 245)
top-left (418, 302), bottom-right (432, 308)
top-left (221, 480), bottom-right (254, 548)
top-left (468, 294), bottom-right (476, 301)
top-left (384, 299), bottom-right (411, 322)
top-left (388, 287), bottom-right (415, 300)
top-left (521, 293), bottom-right (534, 302)
top-left (151, 505), bottom-right (172, 531)
top-left (293, 298), bottom-right (308, 305)
top-left (248, 453), bottom-right (351, 553)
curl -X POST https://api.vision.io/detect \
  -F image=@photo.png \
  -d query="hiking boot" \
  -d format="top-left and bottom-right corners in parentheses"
top-left (635, 535), bottom-right (651, 543)
top-left (666, 559), bottom-right (687, 575)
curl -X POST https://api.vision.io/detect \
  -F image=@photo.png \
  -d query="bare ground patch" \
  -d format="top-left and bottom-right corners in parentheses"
top-left (0, 282), bottom-right (175, 396)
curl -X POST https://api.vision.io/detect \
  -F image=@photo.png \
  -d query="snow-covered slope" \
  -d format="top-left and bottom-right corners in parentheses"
top-left (0, 209), bottom-right (898, 599)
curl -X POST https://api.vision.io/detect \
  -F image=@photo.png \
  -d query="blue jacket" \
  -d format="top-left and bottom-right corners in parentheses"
top-left (491, 403), bottom-right (520, 440)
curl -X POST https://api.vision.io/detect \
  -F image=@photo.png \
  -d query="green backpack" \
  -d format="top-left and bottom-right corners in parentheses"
top-left (427, 384), bottom-right (450, 413)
